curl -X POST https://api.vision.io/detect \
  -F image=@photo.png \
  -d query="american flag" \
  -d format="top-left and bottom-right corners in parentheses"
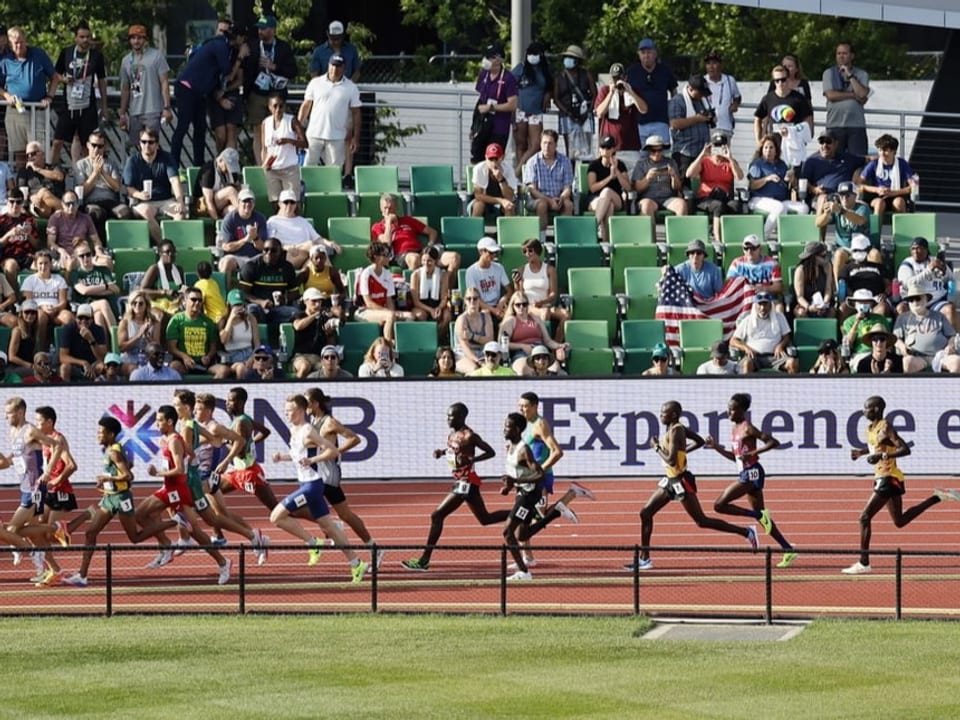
top-left (655, 266), bottom-right (753, 346)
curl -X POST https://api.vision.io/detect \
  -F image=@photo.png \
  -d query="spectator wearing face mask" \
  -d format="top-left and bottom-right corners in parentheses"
top-left (553, 45), bottom-right (596, 160)
top-left (893, 279), bottom-right (960, 374)
top-left (511, 41), bottom-right (553, 173)
top-left (837, 233), bottom-right (890, 319)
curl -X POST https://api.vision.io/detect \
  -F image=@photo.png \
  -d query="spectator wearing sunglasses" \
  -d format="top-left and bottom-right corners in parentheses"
top-left (266, 188), bottom-right (339, 269)
top-left (165, 289), bottom-right (232, 378)
top-left (642, 342), bottom-right (678, 376)
top-left (46, 190), bottom-right (111, 272)
top-left (305, 344), bottom-right (353, 379)
top-left (799, 129), bottom-right (863, 217)
top-left (217, 187), bottom-right (268, 276)
top-left (58, 303), bottom-right (107, 382)
top-left (753, 64), bottom-right (814, 169)
top-left (237, 238), bottom-right (299, 324)
top-left (122, 127), bottom-right (186, 245)
top-left (75, 130), bottom-right (132, 238)
top-left (0, 189), bottom-right (40, 290)
top-left (241, 344), bottom-right (283, 381)
top-left (16, 140), bottom-right (65, 219)
top-left (22, 349), bottom-right (63, 384)
top-left (71, 240), bottom-right (119, 329)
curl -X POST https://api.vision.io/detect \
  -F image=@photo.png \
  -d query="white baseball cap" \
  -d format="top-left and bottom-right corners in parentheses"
top-left (476, 236), bottom-right (501, 253)
top-left (483, 341), bottom-right (501, 354)
top-left (278, 189), bottom-right (298, 204)
top-left (328, 21), bottom-right (345, 36)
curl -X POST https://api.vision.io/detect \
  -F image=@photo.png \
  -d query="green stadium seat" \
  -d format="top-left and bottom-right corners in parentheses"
top-left (610, 244), bottom-right (659, 294)
top-left (328, 217), bottom-right (372, 247)
top-left (720, 215), bottom-right (764, 248)
top-left (678, 319), bottom-right (723, 374)
top-left (304, 193), bottom-right (351, 236)
top-left (892, 213), bottom-right (936, 248)
top-left (354, 165), bottom-right (400, 220)
top-left (777, 214), bottom-right (819, 245)
top-left (496, 216), bottom-right (540, 247)
top-left (609, 215), bottom-right (656, 246)
top-left (160, 219), bottom-right (207, 249)
top-left (410, 165), bottom-right (461, 229)
top-left (620, 319), bottom-right (666, 374)
top-left (300, 166), bottom-right (340, 193)
top-left (564, 319), bottom-right (614, 376)
top-left (665, 215), bottom-right (709, 246)
top-left (106, 220), bottom-right (151, 250)
top-left (793, 317), bottom-right (839, 371)
top-left (622, 266), bottom-right (662, 320)
top-left (242, 166), bottom-right (273, 216)
top-left (395, 321), bottom-right (439, 376)
top-left (338, 321), bottom-right (382, 373)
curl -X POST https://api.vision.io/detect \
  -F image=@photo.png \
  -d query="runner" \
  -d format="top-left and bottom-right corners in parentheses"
top-left (705, 392), bottom-right (797, 568)
top-left (401, 403), bottom-right (510, 572)
top-left (843, 395), bottom-right (959, 575)
top-left (499, 412), bottom-right (547, 581)
top-left (33, 406), bottom-right (78, 585)
top-left (306, 387), bottom-right (384, 570)
top-left (624, 400), bottom-right (758, 571)
top-left (270, 394), bottom-right (368, 583)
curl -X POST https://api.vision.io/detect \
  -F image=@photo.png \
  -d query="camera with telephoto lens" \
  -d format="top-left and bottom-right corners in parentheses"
top-left (615, 80), bottom-right (626, 90)
top-left (700, 108), bottom-right (717, 128)
top-left (937, 250), bottom-right (947, 263)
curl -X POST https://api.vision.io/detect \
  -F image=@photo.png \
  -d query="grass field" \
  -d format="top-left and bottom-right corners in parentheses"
top-left (3, 615), bottom-right (960, 719)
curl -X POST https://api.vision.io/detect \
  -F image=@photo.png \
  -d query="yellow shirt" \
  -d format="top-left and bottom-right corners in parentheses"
top-left (304, 264), bottom-right (337, 296)
top-left (867, 420), bottom-right (903, 480)
top-left (662, 423), bottom-right (687, 478)
top-left (194, 278), bottom-right (227, 323)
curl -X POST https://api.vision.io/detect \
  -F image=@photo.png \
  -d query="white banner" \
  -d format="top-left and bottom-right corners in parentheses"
top-left (1, 377), bottom-right (958, 484)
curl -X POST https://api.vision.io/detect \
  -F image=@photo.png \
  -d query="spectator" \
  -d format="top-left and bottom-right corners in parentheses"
top-left (357, 337), bottom-right (404, 378)
top-left (219, 288), bottom-right (261, 378)
top-left (499, 290), bottom-right (567, 373)
top-left (586, 135), bottom-right (630, 244)
top-left (0, 27), bottom-right (60, 167)
top-left (193, 147), bottom-right (242, 220)
top-left (0, 189), bottom-right (39, 289)
top-left (94, 352), bottom-right (123, 383)
top-left (470, 143), bottom-right (518, 218)
top-left (260, 91), bottom-right (307, 203)
top-left (165, 287), bottom-right (232, 378)
top-left (815, 180), bottom-right (870, 279)
top-left (641, 342), bottom-right (678, 376)
top-left (632, 134), bottom-right (686, 218)
top-left (428, 346), bottom-right (462, 378)
top-left (22, 350), bottom-right (63, 384)
top-left (792, 241), bottom-right (836, 318)
top-left (240, 343), bottom-right (282, 381)
top-left (21, 250), bottom-right (72, 346)
top-left (524, 129), bottom-right (574, 236)
top-left (696, 339), bottom-right (739, 375)
top-left (747, 134), bottom-right (809, 239)
top-left (668, 75), bottom-right (714, 182)
top-left (727, 234), bottom-right (784, 301)
top-left (117, 290), bottom-right (161, 376)
top-left (730, 291), bottom-right (798, 374)
top-left (75, 129), bottom-right (132, 238)
top-left (842, 288), bottom-right (892, 367)
top-left (266, 189), bottom-right (337, 269)
top-left (118, 25), bottom-right (173, 146)
top-left (686, 133), bottom-right (743, 242)
top-left (217, 187), bottom-right (268, 276)
top-left (468, 340), bottom-right (516, 377)
top-left (58, 302), bottom-right (107, 382)
top-left (0, 350), bottom-right (22, 384)
top-left (626, 38), bottom-right (677, 148)
top-left (372, 192), bottom-right (459, 273)
top-left (857, 134), bottom-right (916, 228)
top-left (7, 300), bottom-right (41, 376)
top-left (514, 237), bottom-right (567, 335)
top-left (893, 280), bottom-right (960, 374)
top-left (801, 130), bottom-right (863, 217)
top-left (297, 244), bottom-right (346, 324)
top-left (453, 288), bottom-right (495, 374)
top-left (298, 53), bottom-right (361, 174)
top-left (674, 239), bottom-right (723, 298)
top-left (852, 323), bottom-right (903, 374)
top-left (194, 260), bottom-right (227, 323)
top-left (290, 287), bottom-right (337, 378)
top-left (410, 246), bottom-right (452, 342)
top-left (838, 235), bottom-right (891, 319)
top-left (895, 236), bottom-right (956, 330)
top-left (46, 190), bottom-right (110, 271)
top-left (553, 45), bottom-right (595, 160)
top-left (207, 17), bottom-right (245, 156)
top-left (17, 140), bottom-right (65, 218)
top-left (71, 240), bottom-right (119, 328)
top-left (0, 271), bottom-right (14, 329)
top-left (464, 236), bottom-right (511, 320)
top-left (238, 238), bottom-right (299, 324)
top-left (470, 43), bottom-right (518, 163)
top-left (754, 65), bottom-right (814, 169)
top-left (511, 41), bottom-right (553, 173)
top-left (520, 344), bottom-right (566, 377)
top-left (822, 42), bottom-right (870, 156)
top-left (809, 338), bottom-right (847, 374)
top-left (123, 127), bottom-right (186, 245)
top-left (242, 14), bottom-right (298, 165)
top-left (140, 239), bottom-right (186, 321)
top-left (129, 340), bottom-right (182, 382)
top-left (306, 344), bottom-right (353, 380)
top-left (52, 22), bottom-right (109, 165)
top-left (309, 21), bottom-right (361, 80)
top-left (771, 54), bottom-right (812, 99)
top-left (702, 51), bottom-right (741, 140)
top-left (594, 62), bottom-right (645, 167)
top-left (0, 156), bottom-right (11, 206)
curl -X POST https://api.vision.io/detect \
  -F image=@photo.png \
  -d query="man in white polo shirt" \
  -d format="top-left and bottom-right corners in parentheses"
top-left (297, 54), bottom-right (361, 172)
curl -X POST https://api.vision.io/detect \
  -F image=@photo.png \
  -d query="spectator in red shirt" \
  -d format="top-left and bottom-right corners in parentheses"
top-left (371, 193), bottom-right (461, 274)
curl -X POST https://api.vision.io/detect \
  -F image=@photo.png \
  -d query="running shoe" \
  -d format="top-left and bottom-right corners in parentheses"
top-left (508, 557), bottom-right (538, 571)
top-left (173, 538), bottom-right (198, 557)
top-left (217, 558), bottom-right (232, 586)
top-left (351, 559), bottom-right (369, 584)
top-left (745, 525), bottom-right (759, 551)
top-left (211, 535), bottom-right (228, 547)
top-left (307, 538), bottom-right (324, 566)
top-left (30, 561), bottom-right (51, 584)
top-left (623, 558), bottom-right (654, 571)
top-left (145, 549), bottom-right (174, 569)
top-left (401, 558), bottom-right (429, 572)
top-left (758, 509), bottom-right (773, 534)
top-left (31, 551), bottom-right (46, 576)
top-left (841, 561), bottom-right (871, 575)
top-left (54, 520), bottom-right (71, 547)
top-left (555, 501), bottom-right (579, 525)
top-left (172, 511), bottom-right (192, 533)
top-left (570, 481), bottom-right (596, 500)
top-left (776, 551), bottom-right (799, 569)
top-left (253, 531), bottom-right (270, 566)
top-left (934, 488), bottom-right (960, 502)
top-left (11, 550), bottom-right (22, 566)
top-left (61, 572), bottom-right (88, 587)
top-left (35, 568), bottom-right (67, 587)
top-left (507, 570), bottom-right (533, 581)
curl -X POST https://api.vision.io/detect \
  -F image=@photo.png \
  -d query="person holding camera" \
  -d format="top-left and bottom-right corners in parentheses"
top-left (822, 42), bottom-right (870, 156)
top-left (358, 337), bottom-right (404, 378)
top-left (896, 236), bottom-right (957, 330)
top-left (730, 292), bottom-right (798, 374)
top-left (243, 14), bottom-right (298, 165)
top-left (631, 135), bottom-right (687, 218)
top-left (702, 51), bottom-right (741, 140)
top-left (668, 75), bottom-right (715, 183)
top-left (813, 180), bottom-right (870, 279)
top-left (218, 289), bottom-right (261, 378)
top-left (594, 62), bottom-right (646, 167)
top-left (842, 288), bottom-right (891, 367)
top-left (686, 132), bottom-right (743, 242)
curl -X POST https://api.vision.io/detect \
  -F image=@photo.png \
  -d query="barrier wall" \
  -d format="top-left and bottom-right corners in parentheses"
top-left (4, 377), bottom-right (959, 483)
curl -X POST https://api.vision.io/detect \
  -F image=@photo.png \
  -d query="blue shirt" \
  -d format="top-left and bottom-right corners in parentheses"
top-left (674, 260), bottom-right (723, 298)
top-left (512, 63), bottom-right (550, 116)
top-left (309, 42), bottom-right (361, 79)
top-left (130, 364), bottom-right (183, 382)
top-left (800, 151), bottom-right (862, 193)
top-left (860, 157), bottom-right (913, 190)
top-left (626, 62), bottom-right (677, 124)
top-left (122, 150), bottom-right (179, 201)
top-left (748, 159), bottom-right (790, 200)
top-left (177, 35), bottom-right (231, 96)
top-left (0, 47), bottom-right (56, 101)
top-left (523, 152), bottom-right (573, 197)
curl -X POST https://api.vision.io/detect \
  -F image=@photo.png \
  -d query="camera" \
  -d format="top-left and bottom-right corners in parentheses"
top-left (937, 250), bottom-right (947, 263)
top-left (828, 193), bottom-right (841, 204)
top-left (615, 80), bottom-right (625, 90)
top-left (701, 108), bottom-right (717, 128)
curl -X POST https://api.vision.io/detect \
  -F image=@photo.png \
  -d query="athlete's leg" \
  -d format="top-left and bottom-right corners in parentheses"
top-left (465, 490), bottom-right (510, 526)
top-left (713, 482), bottom-right (757, 518)
top-left (331, 499), bottom-right (372, 543)
top-left (418, 493), bottom-right (466, 566)
top-left (854, 492), bottom-right (889, 567)
top-left (887, 493), bottom-right (941, 528)
top-left (681, 493), bottom-right (751, 538)
top-left (639, 489), bottom-right (671, 561)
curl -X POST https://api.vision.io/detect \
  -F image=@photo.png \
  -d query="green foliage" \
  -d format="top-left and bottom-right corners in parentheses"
top-left (373, 105), bottom-right (425, 162)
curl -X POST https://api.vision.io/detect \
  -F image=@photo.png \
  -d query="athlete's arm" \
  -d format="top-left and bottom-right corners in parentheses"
top-left (663, 424), bottom-right (683, 466)
top-left (518, 443), bottom-right (545, 483)
top-left (704, 435), bottom-right (737, 462)
top-left (250, 418), bottom-right (271, 443)
top-left (152, 435), bottom-right (185, 477)
top-left (111, 449), bottom-right (133, 485)
top-left (886, 427), bottom-right (911, 459)
top-left (180, 423), bottom-right (197, 461)
top-left (304, 425), bottom-right (338, 464)
top-left (685, 427), bottom-right (706, 453)
top-left (470, 432), bottom-right (497, 465)
top-left (748, 424), bottom-right (780, 455)
top-left (536, 419), bottom-right (564, 471)
top-left (327, 417), bottom-right (360, 454)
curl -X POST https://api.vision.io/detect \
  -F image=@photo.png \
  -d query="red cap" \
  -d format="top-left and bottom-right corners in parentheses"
top-left (484, 143), bottom-right (504, 159)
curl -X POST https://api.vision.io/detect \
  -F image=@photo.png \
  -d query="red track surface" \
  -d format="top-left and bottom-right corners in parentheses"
top-left (3, 476), bottom-right (960, 618)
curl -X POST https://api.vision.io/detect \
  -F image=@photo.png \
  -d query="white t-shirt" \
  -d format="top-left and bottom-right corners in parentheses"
top-left (472, 162), bottom-right (519, 193)
top-left (465, 261), bottom-right (510, 306)
top-left (22, 273), bottom-right (69, 307)
top-left (302, 75), bottom-right (362, 140)
top-left (733, 310), bottom-right (791, 355)
top-left (266, 215), bottom-right (320, 247)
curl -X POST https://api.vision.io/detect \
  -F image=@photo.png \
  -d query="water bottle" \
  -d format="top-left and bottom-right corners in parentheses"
top-left (48, 343), bottom-right (57, 369)
top-left (278, 328), bottom-right (289, 364)
top-left (13, 96), bottom-right (25, 114)
top-left (499, 330), bottom-right (510, 366)
top-left (910, 174), bottom-right (920, 204)
top-left (137, 345), bottom-right (146, 367)
top-left (837, 278), bottom-right (847, 302)
top-left (450, 288), bottom-right (462, 318)
top-left (841, 336), bottom-right (851, 361)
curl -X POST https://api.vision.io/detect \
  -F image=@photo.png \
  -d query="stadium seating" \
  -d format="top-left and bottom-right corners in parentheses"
top-left (720, 215), bottom-right (764, 248)
top-left (410, 165), bottom-right (461, 229)
top-left (106, 220), bottom-right (151, 250)
top-left (892, 213), bottom-right (937, 247)
top-left (793, 317), bottom-right (839, 371)
top-left (609, 215), bottom-right (656, 246)
top-left (496, 216), bottom-right (540, 246)
top-left (160, 220), bottom-right (207, 249)
top-left (567, 267), bottom-right (617, 341)
top-left (242, 166), bottom-right (274, 216)
top-left (777, 214), bottom-right (819, 245)
top-left (354, 165), bottom-right (400, 220)
top-left (677, 319), bottom-right (723, 374)
top-left (555, 216), bottom-right (605, 293)
top-left (300, 166), bottom-right (342, 193)
top-left (564, 320), bottom-right (615, 376)
top-left (328, 217), bottom-right (372, 246)
top-left (338, 321), bottom-right (383, 373)
top-left (622, 266), bottom-right (662, 320)
top-left (620, 319), bottom-right (666, 375)
top-left (395, 321), bottom-right (439, 376)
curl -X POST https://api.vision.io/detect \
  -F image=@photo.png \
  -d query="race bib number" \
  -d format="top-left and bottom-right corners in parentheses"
top-left (452, 480), bottom-right (471, 496)
top-left (657, 476), bottom-right (685, 498)
top-left (873, 477), bottom-right (886, 492)
top-left (32, 490), bottom-right (43, 506)
top-left (57, 491), bottom-right (69, 502)
top-left (514, 506), bottom-right (530, 521)
top-left (167, 490), bottom-right (180, 504)
top-left (244, 481), bottom-right (255, 494)
top-left (194, 496), bottom-right (210, 512)
top-left (119, 497), bottom-right (134, 513)
top-left (294, 494), bottom-right (308, 508)
top-left (744, 467), bottom-right (762, 483)
top-left (102, 481), bottom-right (115, 492)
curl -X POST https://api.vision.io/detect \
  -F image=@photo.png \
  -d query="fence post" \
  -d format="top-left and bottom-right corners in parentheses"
top-left (499, 546), bottom-right (507, 616)
top-left (238, 546), bottom-right (245, 615)
top-left (105, 544), bottom-right (113, 618)
top-left (371, 542), bottom-right (379, 613)
top-left (632, 545), bottom-right (640, 616)
top-left (764, 547), bottom-right (772, 625)
top-left (895, 548), bottom-right (902, 621)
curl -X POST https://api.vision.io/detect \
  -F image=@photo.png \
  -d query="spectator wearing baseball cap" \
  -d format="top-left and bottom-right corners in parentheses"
top-left (674, 238), bottom-right (723, 298)
top-left (631, 134), bottom-right (687, 218)
top-left (727, 234), bottom-right (784, 303)
top-left (668, 74), bottom-right (715, 183)
top-left (267, 189), bottom-right (339, 269)
top-left (219, 288), bottom-right (261, 375)
top-left (814, 171), bottom-right (870, 280)
top-left (290, 279), bottom-right (345, 378)
top-left (471, 40), bottom-right (518, 163)
top-left (595, 61), bottom-right (647, 165)
top-left (241, 343), bottom-right (283, 381)
top-left (626, 37), bottom-right (678, 148)
top-left (641, 342), bottom-right (677, 376)
top-left (696, 339), bottom-right (739, 375)
top-left (59, 303), bottom-right (109, 382)
top-left (469, 143), bottom-right (519, 219)
top-left (586, 134), bottom-right (631, 243)
top-left (468, 341), bottom-right (516, 377)
top-left (216, 187), bottom-right (270, 277)
top-left (894, 235), bottom-right (956, 330)
top-left (687, 126), bottom-right (745, 242)
top-left (731, 291), bottom-right (798, 374)
top-left (702, 51), bottom-right (742, 139)
top-left (800, 127), bottom-right (865, 219)
top-left (809, 338), bottom-right (847, 375)
top-left (512, 42), bottom-right (552, 172)
top-left (309, 21), bottom-right (361, 80)
top-left (465, 237), bottom-right (511, 319)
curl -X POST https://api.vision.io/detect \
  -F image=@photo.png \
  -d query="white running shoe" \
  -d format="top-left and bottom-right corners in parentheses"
top-left (570, 481), bottom-right (596, 500)
top-left (217, 558), bottom-right (232, 585)
top-left (841, 561), bottom-right (871, 575)
top-left (507, 570), bottom-right (533, 581)
top-left (146, 549), bottom-right (174, 569)
top-left (31, 551), bottom-right (46, 576)
top-left (11, 550), bottom-right (22, 566)
top-left (374, 548), bottom-right (386, 570)
top-left (173, 538), bottom-right (198, 557)
top-left (555, 500), bottom-right (579, 525)
top-left (62, 572), bottom-right (88, 587)
top-left (255, 534), bottom-right (270, 566)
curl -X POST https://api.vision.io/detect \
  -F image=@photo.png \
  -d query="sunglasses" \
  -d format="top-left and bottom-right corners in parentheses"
top-left (513, 302), bottom-right (528, 308)
top-left (265, 246), bottom-right (281, 254)
top-left (772, 77), bottom-right (788, 84)
top-left (484, 352), bottom-right (499, 357)
top-left (22, 309), bottom-right (37, 314)
top-left (187, 297), bottom-right (203, 304)
top-left (819, 139), bottom-right (834, 146)
top-left (8, 199), bottom-right (22, 204)
top-left (253, 355), bottom-right (271, 362)
top-left (322, 354), bottom-right (338, 360)
top-left (27, 150), bottom-right (40, 156)
top-left (88, 142), bottom-right (105, 148)
top-left (240, 198), bottom-right (254, 204)
top-left (281, 200), bottom-right (297, 205)
top-left (77, 316), bottom-right (92, 321)
top-left (742, 245), bottom-right (759, 251)
top-left (653, 356), bottom-right (668, 362)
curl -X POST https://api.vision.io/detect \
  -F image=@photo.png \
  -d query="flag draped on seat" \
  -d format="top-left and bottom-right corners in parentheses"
top-left (655, 266), bottom-right (753, 346)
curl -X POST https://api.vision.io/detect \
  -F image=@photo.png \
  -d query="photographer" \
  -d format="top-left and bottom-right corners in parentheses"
top-left (686, 133), bottom-right (743, 242)
top-left (594, 63), bottom-right (647, 166)
top-left (814, 181), bottom-right (869, 280)
top-left (668, 75), bottom-right (715, 184)
top-left (243, 14), bottom-right (298, 165)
